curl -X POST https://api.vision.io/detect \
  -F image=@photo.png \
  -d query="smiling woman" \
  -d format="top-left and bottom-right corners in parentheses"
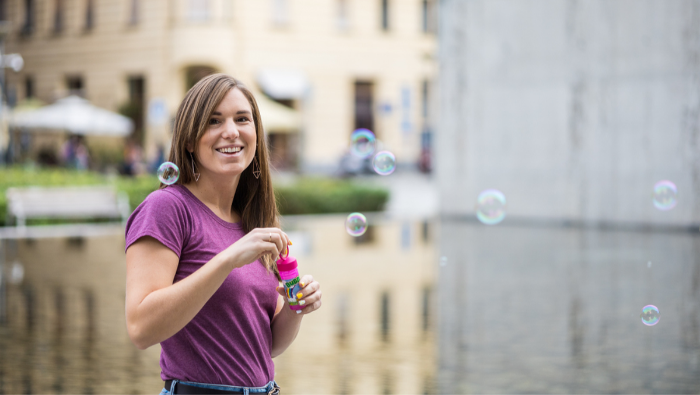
top-left (123, 74), bottom-right (322, 394)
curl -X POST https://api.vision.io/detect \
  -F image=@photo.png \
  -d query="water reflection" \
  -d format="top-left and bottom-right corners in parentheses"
top-left (2, 216), bottom-right (698, 394)
top-left (0, 215), bottom-right (437, 394)
top-left (0, 236), bottom-right (163, 394)
top-left (438, 219), bottom-right (700, 394)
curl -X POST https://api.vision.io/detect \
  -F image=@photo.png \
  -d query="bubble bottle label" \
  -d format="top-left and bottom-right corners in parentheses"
top-left (276, 247), bottom-right (303, 311)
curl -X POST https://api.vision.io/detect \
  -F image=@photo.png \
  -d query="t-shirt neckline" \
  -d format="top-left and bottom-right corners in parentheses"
top-left (172, 184), bottom-right (243, 230)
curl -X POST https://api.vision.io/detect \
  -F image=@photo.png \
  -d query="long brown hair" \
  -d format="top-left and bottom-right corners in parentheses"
top-left (163, 73), bottom-right (280, 280)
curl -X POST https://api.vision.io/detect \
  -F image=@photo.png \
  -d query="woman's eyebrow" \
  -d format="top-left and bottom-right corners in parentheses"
top-left (211, 110), bottom-right (251, 116)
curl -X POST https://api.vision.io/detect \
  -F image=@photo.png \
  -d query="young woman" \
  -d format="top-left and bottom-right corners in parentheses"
top-left (125, 74), bottom-right (322, 394)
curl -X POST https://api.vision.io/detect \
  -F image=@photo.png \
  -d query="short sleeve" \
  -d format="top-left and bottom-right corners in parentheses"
top-left (124, 188), bottom-right (190, 258)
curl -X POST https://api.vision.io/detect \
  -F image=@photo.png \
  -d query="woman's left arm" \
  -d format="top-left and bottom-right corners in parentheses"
top-left (270, 274), bottom-right (322, 358)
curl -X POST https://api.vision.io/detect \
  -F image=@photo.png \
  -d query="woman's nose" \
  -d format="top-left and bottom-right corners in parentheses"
top-left (221, 119), bottom-right (240, 139)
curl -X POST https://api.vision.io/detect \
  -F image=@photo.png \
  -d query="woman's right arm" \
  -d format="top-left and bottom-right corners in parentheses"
top-left (125, 228), bottom-right (289, 350)
top-left (126, 236), bottom-right (238, 350)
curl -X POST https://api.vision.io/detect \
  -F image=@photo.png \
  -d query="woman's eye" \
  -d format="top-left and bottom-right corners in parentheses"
top-left (236, 117), bottom-right (250, 123)
top-left (209, 118), bottom-right (221, 125)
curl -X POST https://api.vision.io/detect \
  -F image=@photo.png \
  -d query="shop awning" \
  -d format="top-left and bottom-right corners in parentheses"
top-left (256, 93), bottom-right (300, 134)
top-left (257, 69), bottom-right (309, 99)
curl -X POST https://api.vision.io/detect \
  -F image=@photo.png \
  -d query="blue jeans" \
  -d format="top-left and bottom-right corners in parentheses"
top-left (159, 379), bottom-right (279, 395)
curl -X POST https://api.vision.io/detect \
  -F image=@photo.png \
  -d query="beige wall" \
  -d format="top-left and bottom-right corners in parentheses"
top-left (4, 0), bottom-right (436, 172)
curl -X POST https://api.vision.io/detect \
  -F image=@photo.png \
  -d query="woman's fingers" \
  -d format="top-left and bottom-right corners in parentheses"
top-left (299, 275), bottom-right (314, 289)
top-left (296, 277), bottom-right (320, 309)
top-left (257, 228), bottom-right (291, 259)
top-left (300, 297), bottom-right (322, 314)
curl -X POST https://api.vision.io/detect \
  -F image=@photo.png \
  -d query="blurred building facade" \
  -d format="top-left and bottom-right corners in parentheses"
top-left (2, 0), bottom-right (437, 173)
top-left (438, 0), bottom-right (700, 227)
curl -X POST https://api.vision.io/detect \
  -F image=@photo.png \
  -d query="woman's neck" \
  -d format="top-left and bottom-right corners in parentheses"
top-left (184, 173), bottom-right (242, 223)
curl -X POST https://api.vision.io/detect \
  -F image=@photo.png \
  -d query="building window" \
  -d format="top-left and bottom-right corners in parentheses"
top-left (128, 0), bottom-right (139, 25)
top-left (272, 0), bottom-right (288, 26)
top-left (337, 0), bottom-right (349, 30)
top-left (25, 76), bottom-right (34, 99)
top-left (85, 0), bottom-right (94, 30)
top-left (380, 0), bottom-right (389, 31)
top-left (188, 0), bottom-right (210, 22)
top-left (354, 81), bottom-right (374, 133)
top-left (422, 0), bottom-right (436, 34)
top-left (66, 76), bottom-right (84, 97)
top-left (20, 0), bottom-right (34, 36)
top-left (185, 66), bottom-right (216, 91)
top-left (127, 76), bottom-right (145, 145)
top-left (53, 0), bottom-right (64, 33)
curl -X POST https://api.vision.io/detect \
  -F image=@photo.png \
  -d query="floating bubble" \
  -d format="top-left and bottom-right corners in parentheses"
top-left (476, 189), bottom-right (507, 225)
top-left (345, 212), bottom-right (368, 237)
top-left (350, 129), bottom-right (376, 159)
top-left (641, 305), bottom-right (660, 326)
top-left (653, 180), bottom-right (677, 211)
top-left (372, 151), bottom-right (396, 175)
top-left (648, 261), bottom-right (652, 268)
top-left (439, 256), bottom-right (448, 267)
top-left (158, 162), bottom-right (180, 185)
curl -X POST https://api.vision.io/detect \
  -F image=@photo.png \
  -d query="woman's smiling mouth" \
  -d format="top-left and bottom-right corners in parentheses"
top-left (216, 146), bottom-right (243, 155)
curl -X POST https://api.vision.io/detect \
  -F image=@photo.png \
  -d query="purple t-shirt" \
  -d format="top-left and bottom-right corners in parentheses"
top-left (124, 184), bottom-right (279, 386)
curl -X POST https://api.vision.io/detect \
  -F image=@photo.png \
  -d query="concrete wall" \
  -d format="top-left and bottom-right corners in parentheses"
top-left (437, 0), bottom-right (700, 227)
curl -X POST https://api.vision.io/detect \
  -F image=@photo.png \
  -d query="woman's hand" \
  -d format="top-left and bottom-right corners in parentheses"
top-left (276, 274), bottom-right (322, 315)
top-left (224, 227), bottom-right (290, 269)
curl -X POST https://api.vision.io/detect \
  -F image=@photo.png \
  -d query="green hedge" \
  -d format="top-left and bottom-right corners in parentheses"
top-left (0, 167), bottom-right (389, 224)
top-left (275, 178), bottom-right (389, 215)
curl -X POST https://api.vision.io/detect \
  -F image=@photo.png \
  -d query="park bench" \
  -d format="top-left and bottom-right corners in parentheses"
top-left (5, 186), bottom-right (130, 229)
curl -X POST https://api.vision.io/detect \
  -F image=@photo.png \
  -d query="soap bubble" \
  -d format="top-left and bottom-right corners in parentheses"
top-left (439, 256), bottom-right (448, 267)
top-left (158, 162), bottom-right (180, 185)
top-left (372, 151), bottom-right (396, 175)
top-left (653, 180), bottom-right (677, 211)
top-left (648, 261), bottom-right (652, 268)
top-left (476, 189), bottom-right (507, 225)
top-left (345, 212), bottom-right (368, 237)
top-left (641, 305), bottom-right (660, 326)
top-left (350, 129), bottom-right (376, 159)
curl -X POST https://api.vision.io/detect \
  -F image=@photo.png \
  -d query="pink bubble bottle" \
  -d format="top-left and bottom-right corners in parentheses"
top-left (276, 248), bottom-right (304, 312)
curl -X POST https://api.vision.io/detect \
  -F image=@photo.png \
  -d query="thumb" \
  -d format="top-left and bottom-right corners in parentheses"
top-left (275, 286), bottom-right (286, 297)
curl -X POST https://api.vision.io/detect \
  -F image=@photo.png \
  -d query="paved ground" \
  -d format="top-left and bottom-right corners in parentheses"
top-left (357, 170), bottom-right (440, 219)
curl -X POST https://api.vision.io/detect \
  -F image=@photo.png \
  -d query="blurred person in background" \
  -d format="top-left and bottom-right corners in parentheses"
top-left (122, 139), bottom-right (144, 176)
top-left (124, 74), bottom-right (322, 395)
top-left (60, 135), bottom-right (89, 169)
top-left (75, 136), bottom-right (90, 170)
top-left (60, 135), bottom-right (78, 167)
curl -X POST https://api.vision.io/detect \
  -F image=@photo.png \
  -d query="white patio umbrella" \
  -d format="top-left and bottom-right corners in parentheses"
top-left (9, 95), bottom-right (133, 136)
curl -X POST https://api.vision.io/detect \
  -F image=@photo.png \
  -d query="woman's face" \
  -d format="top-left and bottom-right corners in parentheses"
top-left (193, 87), bottom-right (257, 180)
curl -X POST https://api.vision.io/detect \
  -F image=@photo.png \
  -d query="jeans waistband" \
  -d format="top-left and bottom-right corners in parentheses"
top-left (165, 379), bottom-right (279, 395)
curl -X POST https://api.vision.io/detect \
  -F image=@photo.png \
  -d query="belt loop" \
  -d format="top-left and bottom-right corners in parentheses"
top-left (170, 379), bottom-right (178, 395)
top-left (242, 389), bottom-right (249, 395)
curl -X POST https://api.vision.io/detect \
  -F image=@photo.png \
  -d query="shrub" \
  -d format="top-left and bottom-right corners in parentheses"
top-left (0, 167), bottom-right (389, 224)
top-left (275, 178), bottom-right (389, 215)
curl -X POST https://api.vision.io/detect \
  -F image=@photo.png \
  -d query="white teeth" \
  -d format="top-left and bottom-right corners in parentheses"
top-left (217, 147), bottom-right (241, 153)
